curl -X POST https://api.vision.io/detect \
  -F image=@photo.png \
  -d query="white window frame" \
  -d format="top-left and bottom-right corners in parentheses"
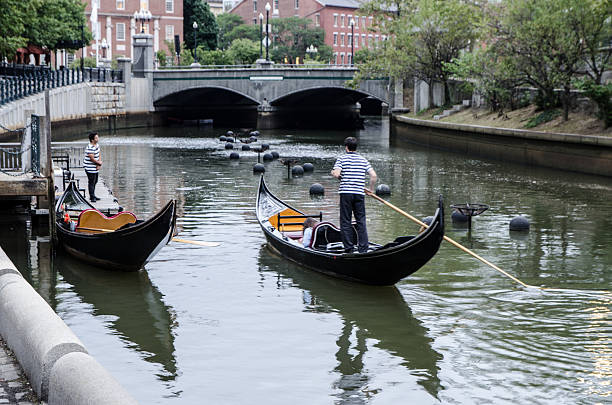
top-left (116, 22), bottom-right (126, 41)
top-left (361, 16), bottom-right (366, 28)
top-left (333, 32), bottom-right (338, 46)
top-left (340, 33), bottom-right (345, 46)
top-left (295, 0), bottom-right (299, 9)
top-left (253, 0), bottom-right (257, 12)
top-left (333, 14), bottom-right (338, 27)
top-left (348, 33), bottom-right (352, 47)
top-left (361, 34), bottom-right (366, 46)
top-left (315, 14), bottom-right (320, 27)
top-left (166, 0), bottom-right (174, 13)
top-left (340, 53), bottom-right (345, 64)
top-left (116, 0), bottom-right (125, 10)
top-left (165, 24), bottom-right (174, 41)
top-left (341, 14), bottom-right (345, 27)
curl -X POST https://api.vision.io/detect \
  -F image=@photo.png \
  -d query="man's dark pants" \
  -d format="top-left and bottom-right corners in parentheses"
top-left (86, 171), bottom-right (98, 200)
top-left (340, 193), bottom-right (368, 253)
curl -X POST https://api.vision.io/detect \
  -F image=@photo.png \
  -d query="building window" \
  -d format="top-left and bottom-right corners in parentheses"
top-left (253, 0), bottom-right (257, 12)
top-left (165, 24), bottom-right (174, 41)
top-left (340, 33), bottom-right (345, 46)
top-left (348, 33), bottom-right (352, 47)
top-left (354, 38), bottom-right (358, 48)
top-left (341, 53), bottom-right (345, 64)
top-left (315, 14), bottom-right (320, 27)
top-left (116, 23), bottom-right (125, 41)
top-left (333, 32), bottom-right (338, 46)
top-left (341, 14), bottom-right (345, 27)
top-left (375, 35), bottom-right (379, 43)
top-left (116, 0), bottom-right (125, 10)
top-left (347, 54), bottom-right (351, 65)
top-left (362, 16), bottom-right (366, 28)
top-left (361, 34), bottom-right (365, 46)
top-left (368, 34), bottom-right (373, 46)
top-left (140, 0), bottom-right (149, 10)
top-left (166, 0), bottom-right (174, 12)
top-left (295, 0), bottom-right (299, 8)
top-left (333, 52), bottom-right (338, 64)
top-left (333, 14), bottom-right (338, 27)
top-left (274, 0), bottom-right (279, 11)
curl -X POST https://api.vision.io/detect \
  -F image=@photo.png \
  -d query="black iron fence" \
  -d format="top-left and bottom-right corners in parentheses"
top-left (0, 63), bottom-right (123, 106)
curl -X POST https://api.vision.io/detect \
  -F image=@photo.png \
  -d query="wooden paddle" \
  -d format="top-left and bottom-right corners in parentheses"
top-left (364, 189), bottom-right (533, 289)
top-left (74, 227), bottom-right (220, 247)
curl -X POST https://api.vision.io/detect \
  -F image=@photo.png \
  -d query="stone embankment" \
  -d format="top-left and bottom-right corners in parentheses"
top-left (0, 247), bottom-right (139, 405)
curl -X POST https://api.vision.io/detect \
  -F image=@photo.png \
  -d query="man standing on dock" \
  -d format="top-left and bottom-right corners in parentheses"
top-left (331, 137), bottom-right (377, 253)
top-left (84, 132), bottom-right (102, 202)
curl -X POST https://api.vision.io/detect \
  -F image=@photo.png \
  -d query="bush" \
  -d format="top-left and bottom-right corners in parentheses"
top-left (524, 109), bottom-right (561, 128)
top-left (575, 79), bottom-right (612, 128)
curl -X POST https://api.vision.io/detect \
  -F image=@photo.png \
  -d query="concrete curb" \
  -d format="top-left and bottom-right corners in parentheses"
top-left (0, 248), bottom-right (139, 404)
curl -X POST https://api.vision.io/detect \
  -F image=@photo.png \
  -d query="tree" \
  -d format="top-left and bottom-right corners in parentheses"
top-left (223, 25), bottom-right (260, 50)
top-left (227, 38), bottom-right (259, 65)
top-left (0, 0), bottom-right (29, 58)
top-left (25, 0), bottom-right (92, 51)
top-left (270, 17), bottom-right (331, 63)
top-left (217, 13), bottom-right (246, 49)
top-left (198, 48), bottom-right (232, 65)
top-left (184, 0), bottom-right (218, 52)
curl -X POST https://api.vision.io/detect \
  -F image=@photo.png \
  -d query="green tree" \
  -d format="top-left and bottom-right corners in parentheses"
top-left (217, 13), bottom-right (246, 49)
top-left (227, 38), bottom-right (259, 65)
top-left (0, 0), bottom-right (29, 58)
top-left (270, 17), bottom-right (331, 64)
top-left (198, 48), bottom-right (232, 65)
top-left (26, 0), bottom-right (92, 51)
top-left (184, 0), bottom-right (218, 52)
top-left (224, 25), bottom-right (261, 50)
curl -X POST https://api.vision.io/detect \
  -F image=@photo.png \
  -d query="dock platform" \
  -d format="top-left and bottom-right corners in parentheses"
top-left (54, 166), bottom-right (120, 215)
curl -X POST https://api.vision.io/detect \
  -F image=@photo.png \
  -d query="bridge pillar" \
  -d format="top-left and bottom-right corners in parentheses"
top-left (128, 34), bottom-right (154, 113)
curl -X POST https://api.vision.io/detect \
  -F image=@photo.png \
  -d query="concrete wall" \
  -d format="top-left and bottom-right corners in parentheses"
top-left (0, 82), bottom-right (126, 133)
top-left (392, 115), bottom-right (612, 177)
top-left (0, 247), bottom-right (139, 404)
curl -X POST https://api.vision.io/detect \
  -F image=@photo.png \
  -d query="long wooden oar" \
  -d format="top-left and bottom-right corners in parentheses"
top-left (75, 226), bottom-right (220, 247)
top-left (364, 189), bottom-right (534, 289)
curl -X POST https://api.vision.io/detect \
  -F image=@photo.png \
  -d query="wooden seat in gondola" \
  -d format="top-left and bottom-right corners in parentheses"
top-left (270, 209), bottom-right (323, 240)
top-left (76, 209), bottom-right (137, 233)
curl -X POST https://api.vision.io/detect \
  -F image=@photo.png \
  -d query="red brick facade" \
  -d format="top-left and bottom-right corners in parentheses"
top-left (230, 0), bottom-right (381, 64)
top-left (84, 0), bottom-right (184, 64)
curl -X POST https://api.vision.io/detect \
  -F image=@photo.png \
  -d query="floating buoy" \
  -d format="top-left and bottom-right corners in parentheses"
top-left (226, 130), bottom-right (234, 136)
top-left (509, 216), bottom-right (530, 231)
top-left (263, 153), bottom-right (274, 161)
top-left (451, 211), bottom-right (468, 222)
top-left (421, 216), bottom-right (434, 226)
top-left (251, 130), bottom-right (260, 136)
top-left (242, 145), bottom-right (250, 151)
top-left (225, 143), bottom-right (234, 149)
top-left (219, 135), bottom-right (227, 142)
top-left (261, 143), bottom-right (270, 151)
top-left (303, 163), bottom-right (314, 172)
top-left (271, 151), bottom-right (279, 159)
top-left (309, 183), bottom-right (324, 195)
top-left (249, 136), bottom-right (257, 143)
top-left (226, 138), bottom-right (234, 143)
top-left (253, 163), bottom-right (265, 173)
top-left (292, 165), bottom-right (304, 176)
top-left (375, 184), bottom-right (391, 196)
top-left (229, 152), bottom-right (240, 159)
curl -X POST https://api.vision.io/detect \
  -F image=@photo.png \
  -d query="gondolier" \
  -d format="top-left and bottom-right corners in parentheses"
top-left (84, 132), bottom-right (102, 202)
top-left (331, 137), bottom-right (377, 253)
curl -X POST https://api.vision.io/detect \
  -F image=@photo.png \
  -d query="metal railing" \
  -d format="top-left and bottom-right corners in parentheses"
top-left (0, 64), bottom-right (123, 106)
top-left (158, 63), bottom-right (358, 70)
top-left (0, 145), bottom-right (22, 171)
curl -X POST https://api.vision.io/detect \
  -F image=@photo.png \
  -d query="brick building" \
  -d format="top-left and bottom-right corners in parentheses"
top-left (84, 0), bottom-right (184, 64)
top-left (229, 0), bottom-right (384, 64)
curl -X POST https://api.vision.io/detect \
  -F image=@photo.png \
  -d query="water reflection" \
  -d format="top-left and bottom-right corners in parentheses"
top-left (258, 247), bottom-right (443, 402)
top-left (55, 254), bottom-right (178, 381)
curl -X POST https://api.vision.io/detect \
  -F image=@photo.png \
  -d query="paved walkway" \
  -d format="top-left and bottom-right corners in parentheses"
top-left (0, 337), bottom-right (38, 404)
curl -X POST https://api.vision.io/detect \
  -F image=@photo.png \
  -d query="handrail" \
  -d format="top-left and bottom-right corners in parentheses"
top-left (158, 63), bottom-right (359, 70)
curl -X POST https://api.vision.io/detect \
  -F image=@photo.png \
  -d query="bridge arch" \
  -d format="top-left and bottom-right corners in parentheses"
top-left (154, 85), bottom-right (260, 107)
top-left (269, 85), bottom-right (384, 107)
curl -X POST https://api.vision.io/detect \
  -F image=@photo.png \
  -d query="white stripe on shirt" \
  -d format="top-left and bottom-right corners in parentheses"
top-left (333, 152), bottom-right (372, 195)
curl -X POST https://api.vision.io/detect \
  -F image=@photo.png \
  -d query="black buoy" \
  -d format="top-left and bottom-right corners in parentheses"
top-left (375, 184), bottom-right (391, 196)
top-left (242, 145), bottom-right (251, 151)
top-left (292, 165), bottom-right (304, 176)
top-left (249, 136), bottom-right (257, 143)
top-left (226, 138), bottom-right (234, 143)
top-left (451, 211), bottom-right (468, 222)
top-left (422, 216), bottom-right (434, 226)
top-left (261, 143), bottom-right (270, 151)
top-left (225, 143), bottom-right (234, 149)
top-left (253, 163), bottom-right (265, 173)
top-left (271, 151), bottom-right (279, 159)
top-left (219, 135), bottom-right (227, 142)
top-left (252, 130), bottom-right (260, 136)
top-left (229, 152), bottom-right (240, 159)
top-left (226, 130), bottom-right (234, 137)
top-left (263, 153), bottom-right (274, 161)
top-left (303, 162), bottom-right (314, 172)
top-left (309, 183), bottom-right (324, 195)
top-left (509, 216), bottom-right (530, 231)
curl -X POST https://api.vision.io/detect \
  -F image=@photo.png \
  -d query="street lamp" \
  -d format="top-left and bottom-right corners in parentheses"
top-left (349, 18), bottom-right (355, 66)
top-left (193, 21), bottom-right (198, 64)
top-left (265, 2), bottom-right (271, 61)
top-left (100, 38), bottom-right (108, 59)
top-left (259, 13), bottom-right (264, 59)
top-left (133, 8), bottom-right (152, 34)
top-left (306, 44), bottom-right (318, 62)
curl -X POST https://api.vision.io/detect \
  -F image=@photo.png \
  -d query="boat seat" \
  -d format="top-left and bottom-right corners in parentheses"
top-left (283, 230), bottom-right (303, 240)
top-left (77, 209), bottom-right (137, 232)
top-left (310, 222), bottom-right (358, 249)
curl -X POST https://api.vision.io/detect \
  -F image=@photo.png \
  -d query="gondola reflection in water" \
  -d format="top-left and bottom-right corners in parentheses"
top-left (55, 181), bottom-right (177, 271)
top-left (256, 176), bottom-right (444, 285)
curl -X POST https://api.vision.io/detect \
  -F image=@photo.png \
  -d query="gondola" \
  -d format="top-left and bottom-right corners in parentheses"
top-left (256, 176), bottom-right (444, 286)
top-left (55, 181), bottom-right (177, 271)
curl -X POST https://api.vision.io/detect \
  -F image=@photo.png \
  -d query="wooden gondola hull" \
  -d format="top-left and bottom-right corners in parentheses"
top-left (256, 177), bottom-right (444, 286)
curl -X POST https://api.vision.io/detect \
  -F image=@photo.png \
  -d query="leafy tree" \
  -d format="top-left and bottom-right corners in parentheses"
top-left (217, 13), bottom-right (247, 49)
top-left (575, 79), bottom-right (612, 127)
top-left (198, 48), bottom-right (232, 65)
top-left (224, 25), bottom-right (261, 51)
top-left (184, 0), bottom-right (218, 52)
top-left (0, 0), bottom-right (29, 58)
top-left (270, 17), bottom-right (331, 64)
top-left (227, 38), bottom-right (259, 65)
top-left (156, 49), bottom-right (168, 67)
top-left (26, 0), bottom-right (92, 51)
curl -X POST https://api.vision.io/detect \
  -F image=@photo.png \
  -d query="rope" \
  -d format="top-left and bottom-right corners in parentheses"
top-left (0, 146), bottom-right (31, 156)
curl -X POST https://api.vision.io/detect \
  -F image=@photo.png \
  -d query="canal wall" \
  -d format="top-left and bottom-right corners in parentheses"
top-left (392, 115), bottom-right (612, 177)
top-left (0, 247), bottom-right (139, 405)
top-left (0, 82), bottom-right (126, 133)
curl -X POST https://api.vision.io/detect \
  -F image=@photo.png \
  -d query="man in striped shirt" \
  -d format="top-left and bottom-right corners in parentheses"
top-left (83, 132), bottom-right (102, 202)
top-left (331, 137), bottom-right (377, 253)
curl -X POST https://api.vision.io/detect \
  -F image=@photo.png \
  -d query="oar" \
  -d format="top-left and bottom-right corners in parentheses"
top-left (364, 189), bottom-right (534, 289)
top-left (75, 227), bottom-right (220, 247)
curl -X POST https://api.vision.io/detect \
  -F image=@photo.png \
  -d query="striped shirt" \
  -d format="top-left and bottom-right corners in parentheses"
top-left (333, 152), bottom-right (372, 195)
top-left (83, 143), bottom-right (100, 173)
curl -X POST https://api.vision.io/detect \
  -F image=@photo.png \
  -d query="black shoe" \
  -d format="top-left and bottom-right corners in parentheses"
top-left (90, 197), bottom-right (97, 202)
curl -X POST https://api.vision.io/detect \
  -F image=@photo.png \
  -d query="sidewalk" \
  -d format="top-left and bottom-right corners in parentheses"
top-left (0, 337), bottom-right (38, 405)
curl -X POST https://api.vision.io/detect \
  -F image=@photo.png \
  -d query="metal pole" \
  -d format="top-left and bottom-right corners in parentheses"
top-left (351, 24), bottom-right (354, 66)
top-left (81, 23), bottom-right (84, 70)
top-left (194, 26), bottom-right (198, 63)
top-left (266, 10), bottom-right (269, 61)
top-left (259, 18), bottom-right (263, 59)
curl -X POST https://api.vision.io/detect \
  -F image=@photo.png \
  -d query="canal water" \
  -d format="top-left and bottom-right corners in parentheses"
top-left (2, 118), bottom-right (611, 404)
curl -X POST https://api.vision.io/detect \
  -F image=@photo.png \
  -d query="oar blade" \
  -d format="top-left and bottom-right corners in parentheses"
top-left (172, 238), bottom-right (221, 247)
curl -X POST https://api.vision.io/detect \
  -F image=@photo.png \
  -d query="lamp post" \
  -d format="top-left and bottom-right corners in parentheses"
top-left (192, 21), bottom-right (198, 64)
top-left (265, 3), bottom-right (271, 61)
top-left (259, 13), bottom-right (264, 59)
top-left (133, 8), bottom-right (152, 34)
top-left (80, 23), bottom-right (84, 69)
top-left (349, 18), bottom-right (355, 66)
top-left (306, 44), bottom-right (318, 62)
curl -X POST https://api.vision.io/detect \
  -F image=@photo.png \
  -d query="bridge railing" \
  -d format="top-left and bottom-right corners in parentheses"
top-left (0, 64), bottom-right (123, 107)
top-left (158, 64), bottom-right (358, 70)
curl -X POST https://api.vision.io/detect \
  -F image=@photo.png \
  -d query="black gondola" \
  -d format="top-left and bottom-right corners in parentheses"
top-left (55, 181), bottom-right (177, 271)
top-left (256, 176), bottom-right (444, 286)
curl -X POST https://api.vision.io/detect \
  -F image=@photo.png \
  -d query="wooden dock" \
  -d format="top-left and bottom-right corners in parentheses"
top-left (54, 165), bottom-right (120, 215)
top-left (0, 172), bottom-right (47, 198)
